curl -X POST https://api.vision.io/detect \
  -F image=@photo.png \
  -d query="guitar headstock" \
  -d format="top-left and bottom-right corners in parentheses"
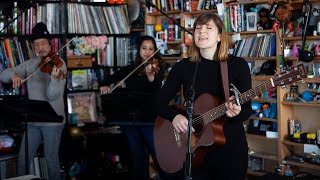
top-left (272, 64), bottom-right (307, 87)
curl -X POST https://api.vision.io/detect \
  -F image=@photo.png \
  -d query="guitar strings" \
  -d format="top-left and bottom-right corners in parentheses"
top-left (189, 69), bottom-right (300, 127)
top-left (191, 80), bottom-right (273, 126)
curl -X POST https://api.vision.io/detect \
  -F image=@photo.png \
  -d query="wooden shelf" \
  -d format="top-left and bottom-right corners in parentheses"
top-left (147, 9), bottom-right (217, 17)
top-left (283, 36), bottom-right (320, 41)
top-left (225, 0), bottom-right (270, 5)
top-left (252, 98), bottom-right (277, 103)
top-left (281, 101), bottom-right (320, 107)
top-left (162, 56), bottom-right (182, 60)
top-left (166, 40), bottom-right (182, 45)
top-left (282, 139), bottom-right (316, 147)
top-left (182, 9), bottom-right (217, 15)
top-left (130, 28), bottom-right (144, 32)
top-left (246, 134), bottom-right (278, 141)
top-left (246, 169), bottom-right (268, 176)
top-left (282, 160), bottom-right (320, 171)
top-left (301, 78), bottom-right (320, 83)
top-left (227, 29), bottom-right (274, 35)
top-left (243, 57), bottom-right (276, 60)
top-left (249, 151), bottom-right (278, 161)
top-left (248, 116), bottom-right (278, 123)
top-left (147, 10), bottom-right (181, 16)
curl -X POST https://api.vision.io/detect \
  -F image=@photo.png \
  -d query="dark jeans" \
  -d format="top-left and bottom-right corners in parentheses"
top-left (122, 125), bottom-right (168, 180)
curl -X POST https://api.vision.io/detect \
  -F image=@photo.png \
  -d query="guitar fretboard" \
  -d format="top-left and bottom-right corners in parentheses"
top-left (194, 79), bottom-right (273, 126)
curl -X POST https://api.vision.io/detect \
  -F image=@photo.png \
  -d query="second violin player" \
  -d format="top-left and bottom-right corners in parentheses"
top-left (0, 22), bottom-right (66, 180)
top-left (99, 35), bottom-right (168, 180)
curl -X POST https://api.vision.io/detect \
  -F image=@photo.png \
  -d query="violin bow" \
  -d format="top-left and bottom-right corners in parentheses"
top-left (109, 46), bottom-right (162, 93)
top-left (21, 37), bottom-right (75, 84)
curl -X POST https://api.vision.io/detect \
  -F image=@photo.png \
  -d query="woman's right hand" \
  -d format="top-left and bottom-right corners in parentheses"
top-left (172, 114), bottom-right (195, 134)
top-left (12, 73), bottom-right (23, 89)
top-left (100, 86), bottom-right (111, 95)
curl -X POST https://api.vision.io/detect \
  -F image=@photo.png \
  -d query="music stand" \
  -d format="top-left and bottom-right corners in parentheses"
top-left (0, 97), bottom-right (63, 175)
top-left (100, 91), bottom-right (155, 126)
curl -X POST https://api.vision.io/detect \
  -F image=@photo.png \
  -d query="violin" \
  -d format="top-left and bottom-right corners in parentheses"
top-left (21, 38), bottom-right (75, 84)
top-left (108, 48), bottom-right (161, 93)
top-left (38, 51), bottom-right (64, 74)
top-left (139, 58), bottom-right (160, 75)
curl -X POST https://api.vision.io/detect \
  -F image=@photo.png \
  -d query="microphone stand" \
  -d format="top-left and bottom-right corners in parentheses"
top-left (184, 88), bottom-right (195, 180)
top-left (147, 2), bottom-right (197, 179)
top-left (146, 1), bottom-right (192, 35)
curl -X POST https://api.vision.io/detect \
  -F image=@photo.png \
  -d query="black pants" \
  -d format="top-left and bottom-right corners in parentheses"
top-left (165, 138), bottom-right (248, 180)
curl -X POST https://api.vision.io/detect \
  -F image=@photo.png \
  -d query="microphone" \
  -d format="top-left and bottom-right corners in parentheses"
top-left (145, 0), bottom-right (151, 9)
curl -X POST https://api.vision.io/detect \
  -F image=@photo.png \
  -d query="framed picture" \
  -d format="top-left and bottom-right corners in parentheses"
top-left (67, 92), bottom-right (97, 124)
top-left (247, 60), bottom-right (254, 74)
top-left (246, 12), bottom-right (257, 31)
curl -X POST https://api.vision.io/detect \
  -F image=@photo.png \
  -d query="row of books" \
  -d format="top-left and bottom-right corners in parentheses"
top-left (146, 0), bottom-right (221, 13)
top-left (67, 4), bottom-right (129, 34)
top-left (13, 3), bottom-right (63, 35)
top-left (97, 37), bottom-right (130, 67)
top-left (0, 38), bottom-right (61, 69)
top-left (232, 34), bottom-right (276, 58)
top-left (67, 69), bottom-right (102, 91)
top-left (226, 4), bottom-right (246, 33)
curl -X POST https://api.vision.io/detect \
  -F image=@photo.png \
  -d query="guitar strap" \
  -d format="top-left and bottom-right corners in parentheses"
top-left (220, 61), bottom-right (229, 100)
top-left (211, 61), bottom-right (229, 147)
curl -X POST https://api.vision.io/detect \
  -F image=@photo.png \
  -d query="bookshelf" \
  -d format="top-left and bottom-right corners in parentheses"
top-left (224, 0), bottom-right (281, 175)
top-left (0, 1), bottom-right (130, 121)
top-left (226, 0), bottom-right (320, 177)
top-left (277, 35), bottom-right (320, 177)
top-left (0, 1), bottom-right (131, 179)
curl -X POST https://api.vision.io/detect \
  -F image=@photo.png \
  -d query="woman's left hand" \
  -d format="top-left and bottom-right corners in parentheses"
top-left (145, 64), bottom-right (155, 82)
top-left (145, 64), bottom-right (155, 74)
top-left (225, 96), bottom-right (241, 118)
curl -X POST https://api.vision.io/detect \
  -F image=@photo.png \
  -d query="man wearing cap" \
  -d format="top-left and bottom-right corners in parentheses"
top-left (0, 22), bottom-right (66, 180)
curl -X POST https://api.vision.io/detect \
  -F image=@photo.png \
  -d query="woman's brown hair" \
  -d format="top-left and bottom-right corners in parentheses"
top-left (189, 13), bottom-right (228, 62)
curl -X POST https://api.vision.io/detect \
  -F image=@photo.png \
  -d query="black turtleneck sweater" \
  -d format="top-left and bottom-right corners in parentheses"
top-left (101, 64), bottom-right (165, 122)
top-left (156, 55), bottom-right (252, 141)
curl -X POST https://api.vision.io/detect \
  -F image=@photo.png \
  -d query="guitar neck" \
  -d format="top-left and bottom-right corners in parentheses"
top-left (202, 79), bottom-right (273, 125)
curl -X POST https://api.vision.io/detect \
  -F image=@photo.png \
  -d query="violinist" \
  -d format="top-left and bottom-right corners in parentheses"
top-left (0, 22), bottom-right (66, 180)
top-left (100, 35), bottom-right (168, 180)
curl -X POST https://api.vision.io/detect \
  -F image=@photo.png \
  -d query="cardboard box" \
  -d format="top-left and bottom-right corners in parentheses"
top-left (67, 55), bottom-right (92, 68)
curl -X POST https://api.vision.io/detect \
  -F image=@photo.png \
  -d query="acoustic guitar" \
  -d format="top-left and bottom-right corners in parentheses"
top-left (154, 64), bottom-right (307, 173)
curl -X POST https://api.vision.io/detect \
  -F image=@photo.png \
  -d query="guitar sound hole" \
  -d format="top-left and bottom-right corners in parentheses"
top-left (193, 115), bottom-right (204, 133)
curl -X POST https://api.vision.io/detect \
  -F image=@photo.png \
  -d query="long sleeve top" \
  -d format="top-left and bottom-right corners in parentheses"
top-left (101, 64), bottom-right (165, 122)
top-left (156, 55), bottom-right (252, 140)
top-left (0, 57), bottom-right (67, 126)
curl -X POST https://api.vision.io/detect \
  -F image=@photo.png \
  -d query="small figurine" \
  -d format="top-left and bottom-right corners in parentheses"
top-left (256, 8), bottom-right (272, 30)
top-left (291, 42), bottom-right (299, 57)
